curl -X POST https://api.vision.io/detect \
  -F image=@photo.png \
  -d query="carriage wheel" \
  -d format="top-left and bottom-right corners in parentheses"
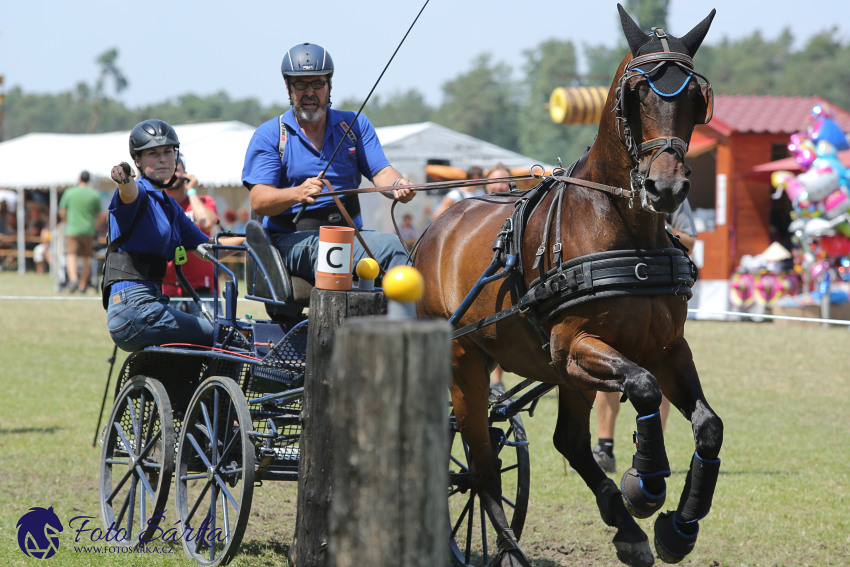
top-left (448, 412), bottom-right (530, 566)
top-left (99, 375), bottom-right (174, 547)
top-left (175, 376), bottom-right (255, 566)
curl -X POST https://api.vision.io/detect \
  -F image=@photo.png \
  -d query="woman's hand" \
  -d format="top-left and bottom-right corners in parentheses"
top-left (112, 162), bottom-right (139, 204)
top-left (111, 162), bottom-right (135, 184)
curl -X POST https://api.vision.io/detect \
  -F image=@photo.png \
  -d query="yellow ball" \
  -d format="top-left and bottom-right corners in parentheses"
top-left (356, 258), bottom-right (380, 280)
top-left (383, 266), bottom-right (425, 303)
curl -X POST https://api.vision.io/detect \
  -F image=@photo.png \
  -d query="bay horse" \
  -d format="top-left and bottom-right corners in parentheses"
top-left (416, 5), bottom-right (721, 567)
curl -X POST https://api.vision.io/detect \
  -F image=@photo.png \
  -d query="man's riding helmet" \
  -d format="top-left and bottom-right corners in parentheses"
top-left (129, 119), bottom-right (180, 158)
top-left (128, 119), bottom-right (180, 188)
top-left (281, 43), bottom-right (334, 78)
top-left (281, 43), bottom-right (334, 106)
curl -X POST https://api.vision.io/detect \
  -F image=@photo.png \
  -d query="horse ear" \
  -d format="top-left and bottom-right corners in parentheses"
top-left (679, 9), bottom-right (717, 57)
top-left (694, 83), bottom-right (714, 124)
top-left (618, 4), bottom-right (651, 56)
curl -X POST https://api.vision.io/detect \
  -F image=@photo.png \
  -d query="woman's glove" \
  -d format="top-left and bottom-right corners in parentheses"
top-left (111, 162), bottom-right (135, 184)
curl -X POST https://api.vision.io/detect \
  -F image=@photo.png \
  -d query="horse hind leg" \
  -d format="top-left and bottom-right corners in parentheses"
top-left (450, 339), bottom-right (530, 567)
top-left (648, 339), bottom-right (724, 564)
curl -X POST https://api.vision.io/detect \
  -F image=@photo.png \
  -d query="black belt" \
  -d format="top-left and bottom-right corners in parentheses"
top-left (275, 196), bottom-right (361, 232)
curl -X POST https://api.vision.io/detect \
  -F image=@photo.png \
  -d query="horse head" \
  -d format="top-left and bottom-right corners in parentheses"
top-left (614, 4), bottom-right (716, 214)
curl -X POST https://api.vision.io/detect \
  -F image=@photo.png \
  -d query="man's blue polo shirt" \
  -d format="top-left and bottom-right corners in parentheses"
top-left (241, 108), bottom-right (390, 233)
top-left (108, 177), bottom-right (209, 292)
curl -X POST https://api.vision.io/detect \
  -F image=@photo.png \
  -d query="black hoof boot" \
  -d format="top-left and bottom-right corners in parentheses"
top-left (654, 511), bottom-right (698, 564)
top-left (494, 528), bottom-right (531, 567)
top-left (621, 467), bottom-right (666, 519)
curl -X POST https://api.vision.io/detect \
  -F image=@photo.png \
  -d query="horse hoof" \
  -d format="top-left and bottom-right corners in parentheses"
top-left (654, 511), bottom-right (698, 564)
top-left (613, 535), bottom-right (655, 567)
top-left (498, 551), bottom-right (529, 567)
top-left (621, 467), bottom-right (666, 519)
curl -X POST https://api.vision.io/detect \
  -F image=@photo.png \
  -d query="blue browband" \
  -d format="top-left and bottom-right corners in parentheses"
top-left (632, 67), bottom-right (693, 97)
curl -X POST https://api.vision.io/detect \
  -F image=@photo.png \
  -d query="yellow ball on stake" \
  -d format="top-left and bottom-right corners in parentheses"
top-left (383, 265), bottom-right (424, 319)
top-left (355, 258), bottom-right (380, 290)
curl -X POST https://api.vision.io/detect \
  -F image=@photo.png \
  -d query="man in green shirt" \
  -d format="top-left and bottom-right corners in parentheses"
top-left (59, 171), bottom-right (103, 292)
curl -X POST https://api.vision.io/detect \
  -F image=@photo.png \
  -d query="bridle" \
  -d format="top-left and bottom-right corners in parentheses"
top-left (614, 28), bottom-right (714, 213)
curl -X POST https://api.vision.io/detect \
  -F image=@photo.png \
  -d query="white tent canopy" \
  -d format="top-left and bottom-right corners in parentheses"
top-left (0, 121), bottom-right (257, 190)
top-left (0, 119), bottom-right (550, 272)
top-left (0, 120), bottom-right (548, 190)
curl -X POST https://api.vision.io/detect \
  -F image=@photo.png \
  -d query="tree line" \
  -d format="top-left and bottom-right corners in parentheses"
top-left (4, 23), bottom-right (850, 166)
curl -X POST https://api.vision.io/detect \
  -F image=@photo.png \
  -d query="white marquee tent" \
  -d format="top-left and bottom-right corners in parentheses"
top-left (0, 120), bottom-right (549, 272)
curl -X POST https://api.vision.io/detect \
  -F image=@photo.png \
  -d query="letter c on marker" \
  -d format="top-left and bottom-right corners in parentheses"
top-left (327, 246), bottom-right (343, 269)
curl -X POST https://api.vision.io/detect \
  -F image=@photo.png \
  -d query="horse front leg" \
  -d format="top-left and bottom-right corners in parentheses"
top-left (555, 335), bottom-right (672, 567)
top-left (552, 385), bottom-right (654, 567)
top-left (451, 340), bottom-right (530, 567)
top-left (648, 338), bottom-right (723, 564)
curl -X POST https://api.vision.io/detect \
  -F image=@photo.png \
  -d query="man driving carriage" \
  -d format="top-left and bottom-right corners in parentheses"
top-left (242, 42), bottom-right (415, 282)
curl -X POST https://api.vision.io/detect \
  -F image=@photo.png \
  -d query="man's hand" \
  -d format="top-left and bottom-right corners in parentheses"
top-left (183, 173), bottom-right (199, 190)
top-left (296, 177), bottom-right (326, 205)
top-left (111, 162), bottom-right (135, 185)
top-left (391, 179), bottom-right (414, 203)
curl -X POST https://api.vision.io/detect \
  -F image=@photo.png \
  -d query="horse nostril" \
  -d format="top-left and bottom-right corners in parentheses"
top-left (644, 177), bottom-right (658, 196)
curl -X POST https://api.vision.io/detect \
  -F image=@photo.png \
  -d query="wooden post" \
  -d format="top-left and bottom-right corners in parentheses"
top-left (329, 318), bottom-right (451, 567)
top-left (292, 288), bottom-right (385, 567)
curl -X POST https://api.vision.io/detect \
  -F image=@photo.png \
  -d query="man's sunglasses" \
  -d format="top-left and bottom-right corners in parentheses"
top-left (291, 80), bottom-right (328, 91)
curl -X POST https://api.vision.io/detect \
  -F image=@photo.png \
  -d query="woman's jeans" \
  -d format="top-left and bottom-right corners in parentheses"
top-left (106, 282), bottom-right (215, 352)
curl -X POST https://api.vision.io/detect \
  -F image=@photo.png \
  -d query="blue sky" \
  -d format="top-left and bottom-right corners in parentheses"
top-left (3, 0), bottom-right (847, 109)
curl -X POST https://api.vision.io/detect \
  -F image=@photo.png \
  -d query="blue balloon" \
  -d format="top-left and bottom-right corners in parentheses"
top-left (812, 117), bottom-right (850, 151)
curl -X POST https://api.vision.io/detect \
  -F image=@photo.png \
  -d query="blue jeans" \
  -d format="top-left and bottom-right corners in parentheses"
top-left (271, 230), bottom-right (408, 280)
top-left (106, 282), bottom-right (215, 352)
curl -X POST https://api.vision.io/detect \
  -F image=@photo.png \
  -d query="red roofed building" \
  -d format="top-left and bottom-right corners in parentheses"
top-left (687, 95), bottom-right (850, 280)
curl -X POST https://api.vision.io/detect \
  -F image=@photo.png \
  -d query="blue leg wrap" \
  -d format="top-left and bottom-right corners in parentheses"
top-left (654, 511), bottom-right (699, 564)
top-left (632, 411), bottom-right (670, 476)
top-left (676, 451), bottom-right (721, 523)
top-left (620, 411), bottom-right (670, 519)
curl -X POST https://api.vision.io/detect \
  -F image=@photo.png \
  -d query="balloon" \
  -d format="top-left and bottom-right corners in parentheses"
top-left (797, 162), bottom-right (840, 202)
top-left (789, 134), bottom-right (817, 171)
top-left (754, 272), bottom-right (782, 306)
top-left (820, 187), bottom-right (850, 219)
top-left (811, 117), bottom-right (850, 151)
top-left (729, 272), bottom-right (755, 308)
top-left (811, 103), bottom-right (834, 120)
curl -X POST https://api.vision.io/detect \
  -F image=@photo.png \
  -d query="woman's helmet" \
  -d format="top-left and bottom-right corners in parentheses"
top-left (128, 119), bottom-right (180, 188)
top-left (129, 119), bottom-right (180, 159)
top-left (281, 43), bottom-right (334, 79)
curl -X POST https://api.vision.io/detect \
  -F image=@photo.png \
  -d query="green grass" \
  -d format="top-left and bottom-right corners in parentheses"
top-left (1, 273), bottom-right (849, 566)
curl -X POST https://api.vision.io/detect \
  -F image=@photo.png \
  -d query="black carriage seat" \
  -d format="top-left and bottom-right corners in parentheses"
top-left (244, 220), bottom-right (313, 317)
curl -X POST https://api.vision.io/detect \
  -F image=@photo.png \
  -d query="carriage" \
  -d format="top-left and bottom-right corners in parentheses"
top-left (97, 219), bottom-right (537, 566)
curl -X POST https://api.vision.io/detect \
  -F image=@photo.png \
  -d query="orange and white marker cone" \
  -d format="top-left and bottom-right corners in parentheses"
top-left (383, 266), bottom-right (424, 320)
top-left (316, 226), bottom-right (354, 291)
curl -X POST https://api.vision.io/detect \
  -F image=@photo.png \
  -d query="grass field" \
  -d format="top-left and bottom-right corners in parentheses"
top-left (1, 273), bottom-right (848, 566)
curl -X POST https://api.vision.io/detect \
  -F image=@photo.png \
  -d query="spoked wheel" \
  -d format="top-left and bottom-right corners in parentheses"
top-left (99, 375), bottom-right (174, 546)
top-left (175, 376), bottom-right (255, 566)
top-left (448, 412), bottom-right (530, 566)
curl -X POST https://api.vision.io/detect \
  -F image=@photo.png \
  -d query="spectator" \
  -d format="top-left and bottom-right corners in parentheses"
top-left (593, 198), bottom-right (698, 473)
top-left (162, 156), bottom-right (221, 315)
top-left (398, 213), bottom-right (418, 249)
top-left (485, 163), bottom-right (513, 391)
top-left (223, 208), bottom-right (238, 232)
top-left (233, 207), bottom-right (251, 234)
top-left (59, 171), bottom-right (103, 292)
top-left (431, 166), bottom-right (485, 221)
top-left (485, 163), bottom-right (512, 194)
top-left (27, 204), bottom-right (49, 274)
